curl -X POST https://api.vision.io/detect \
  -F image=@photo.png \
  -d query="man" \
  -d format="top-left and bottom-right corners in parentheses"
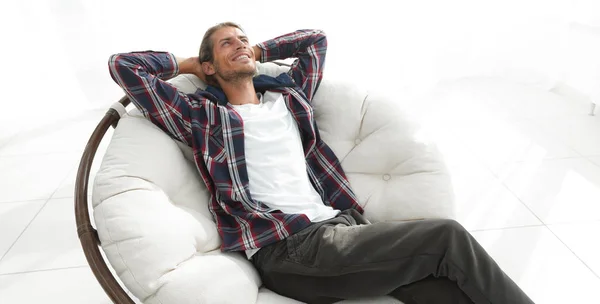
top-left (108, 22), bottom-right (534, 304)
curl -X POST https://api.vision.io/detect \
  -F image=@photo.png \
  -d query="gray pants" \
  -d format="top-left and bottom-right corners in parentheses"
top-left (251, 209), bottom-right (534, 304)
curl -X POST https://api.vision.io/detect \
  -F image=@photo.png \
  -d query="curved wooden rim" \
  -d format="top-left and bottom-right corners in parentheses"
top-left (74, 96), bottom-right (134, 304)
top-left (75, 63), bottom-right (290, 303)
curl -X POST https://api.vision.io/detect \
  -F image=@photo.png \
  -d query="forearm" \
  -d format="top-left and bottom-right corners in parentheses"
top-left (109, 52), bottom-right (202, 84)
top-left (254, 30), bottom-right (327, 101)
top-left (107, 51), bottom-right (195, 145)
top-left (109, 52), bottom-right (179, 84)
top-left (252, 46), bottom-right (262, 62)
top-left (176, 56), bottom-right (197, 75)
top-left (254, 29), bottom-right (327, 63)
top-left (175, 56), bottom-right (206, 82)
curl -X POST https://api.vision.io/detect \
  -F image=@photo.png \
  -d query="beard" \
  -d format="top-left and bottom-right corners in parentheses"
top-left (214, 60), bottom-right (257, 84)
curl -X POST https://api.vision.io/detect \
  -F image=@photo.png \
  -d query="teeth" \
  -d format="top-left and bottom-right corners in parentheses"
top-left (235, 55), bottom-right (249, 61)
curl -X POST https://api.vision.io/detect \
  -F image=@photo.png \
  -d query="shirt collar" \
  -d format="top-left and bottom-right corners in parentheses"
top-left (203, 73), bottom-right (296, 106)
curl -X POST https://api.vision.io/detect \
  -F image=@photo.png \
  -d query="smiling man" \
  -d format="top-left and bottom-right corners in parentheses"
top-left (108, 22), bottom-right (534, 304)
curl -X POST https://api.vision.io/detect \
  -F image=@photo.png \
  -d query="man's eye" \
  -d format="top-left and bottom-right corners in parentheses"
top-left (223, 41), bottom-right (229, 46)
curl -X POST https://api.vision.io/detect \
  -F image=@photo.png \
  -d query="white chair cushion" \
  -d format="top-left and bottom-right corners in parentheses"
top-left (311, 78), bottom-right (454, 223)
top-left (92, 62), bottom-right (454, 303)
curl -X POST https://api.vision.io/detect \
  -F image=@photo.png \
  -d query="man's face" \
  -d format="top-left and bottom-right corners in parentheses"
top-left (205, 26), bottom-right (256, 84)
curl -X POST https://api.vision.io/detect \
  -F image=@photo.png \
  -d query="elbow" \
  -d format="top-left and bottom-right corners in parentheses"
top-left (107, 53), bottom-right (129, 83)
top-left (302, 29), bottom-right (326, 39)
top-left (108, 53), bottom-right (125, 70)
top-left (313, 29), bottom-right (326, 39)
top-left (314, 30), bottom-right (327, 48)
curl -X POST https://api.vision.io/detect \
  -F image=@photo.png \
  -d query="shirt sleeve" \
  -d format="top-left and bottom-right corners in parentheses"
top-left (108, 51), bottom-right (196, 146)
top-left (256, 30), bottom-right (327, 102)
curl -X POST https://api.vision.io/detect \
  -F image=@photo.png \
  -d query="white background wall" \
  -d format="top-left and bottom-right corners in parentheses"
top-left (0, 0), bottom-right (599, 135)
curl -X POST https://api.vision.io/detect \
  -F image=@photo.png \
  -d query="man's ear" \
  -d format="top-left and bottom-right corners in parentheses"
top-left (202, 62), bottom-right (215, 76)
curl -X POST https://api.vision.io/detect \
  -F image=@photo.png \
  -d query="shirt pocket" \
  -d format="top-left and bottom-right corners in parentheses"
top-left (207, 125), bottom-right (227, 163)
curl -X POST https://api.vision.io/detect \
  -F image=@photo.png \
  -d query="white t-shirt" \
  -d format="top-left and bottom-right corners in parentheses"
top-left (231, 91), bottom-right (340, 259)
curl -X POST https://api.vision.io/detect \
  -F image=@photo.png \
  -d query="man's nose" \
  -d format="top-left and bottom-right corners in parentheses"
top-left (235, 39), bottom-right (246, 49)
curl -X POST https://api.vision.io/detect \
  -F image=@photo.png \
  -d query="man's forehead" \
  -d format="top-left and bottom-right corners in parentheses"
top-left (214, 27), bottom-right (246, 40)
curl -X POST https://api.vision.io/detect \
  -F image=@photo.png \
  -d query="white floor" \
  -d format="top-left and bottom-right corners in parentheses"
top-left (1, 0), bottom-right (598, 302)
top-left (1, 81), bottom-right (600, 304)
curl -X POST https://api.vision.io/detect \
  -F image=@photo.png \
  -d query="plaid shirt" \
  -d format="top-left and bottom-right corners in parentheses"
top-left (108, 30), bottom-right (363, 252)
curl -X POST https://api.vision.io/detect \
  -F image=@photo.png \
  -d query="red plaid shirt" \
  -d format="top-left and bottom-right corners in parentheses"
top-left (108, 30), bottom-right (363, 252)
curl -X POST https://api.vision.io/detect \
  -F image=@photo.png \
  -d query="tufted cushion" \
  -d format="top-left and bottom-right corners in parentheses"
top-left (311, 78), bottom-right (454, 223)
top-left (92, 62), bottom-right (454, 303)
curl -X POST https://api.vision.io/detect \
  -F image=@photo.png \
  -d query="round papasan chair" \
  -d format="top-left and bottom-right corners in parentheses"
top-left (74, 61), bottom-right (456, 304)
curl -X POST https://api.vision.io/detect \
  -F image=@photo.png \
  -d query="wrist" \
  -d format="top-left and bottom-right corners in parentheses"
top-left (253, 46), bottom-right (262, 62)
top-left (176, 57), bottom-right (194, 74)
top-left (176, 56), bottom-right (206, 82)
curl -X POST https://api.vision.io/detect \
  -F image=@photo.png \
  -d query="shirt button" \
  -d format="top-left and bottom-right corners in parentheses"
top-left (354, 138), bottom-right (361, 145)
top-left (382, 174), bottom-right (391, 181)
